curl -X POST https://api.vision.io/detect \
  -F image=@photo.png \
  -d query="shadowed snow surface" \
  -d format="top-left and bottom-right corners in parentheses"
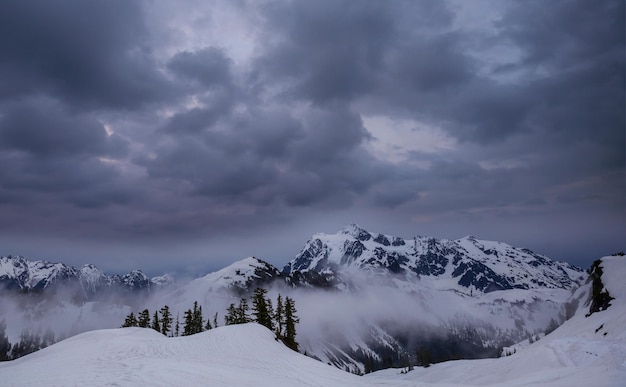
top-left (367, 255), bottom-right (626, 386)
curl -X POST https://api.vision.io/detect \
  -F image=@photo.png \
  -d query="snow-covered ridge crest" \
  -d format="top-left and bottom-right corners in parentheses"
top-left (185, 256), bottom-right (283, 295)
top-left (284, 224), bottom-right (584, 293)
top-left (0, 255), bottom-right (168, 293)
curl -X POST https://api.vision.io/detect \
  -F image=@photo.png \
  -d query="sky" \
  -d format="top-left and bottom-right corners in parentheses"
top-left (0, 0), bottom-right (623, 276)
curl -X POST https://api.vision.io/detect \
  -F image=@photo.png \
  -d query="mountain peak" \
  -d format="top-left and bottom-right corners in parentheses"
top-left (193, 256), bottom-right (283, 293)
top-left (284, 228), bottom-right (584, 293)
top-left (339, 223), bottom-right (372, 241)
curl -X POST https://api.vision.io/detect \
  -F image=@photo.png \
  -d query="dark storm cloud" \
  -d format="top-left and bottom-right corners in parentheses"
top-left (0, 0), bottom-right (174, 109)
top-left (0, 0), bottom-right (622, 272)
top-left (148, 102), bottom-right (394, 208)
top-left (0, 98), bottom-right (134, 210)
top-left (0, 98), bottom-right (126, 157)
top-left (167, 48), bottom-right (234, 90)
top-left (256, 0), bottom-right (459, 104)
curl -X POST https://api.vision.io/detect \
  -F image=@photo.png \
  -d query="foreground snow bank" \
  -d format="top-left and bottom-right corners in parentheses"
top-left (0, 323), bottom-right (426, 387)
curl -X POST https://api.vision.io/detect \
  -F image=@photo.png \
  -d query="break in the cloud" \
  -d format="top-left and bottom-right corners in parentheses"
top-left (0, 0), bottom-right (623, 275)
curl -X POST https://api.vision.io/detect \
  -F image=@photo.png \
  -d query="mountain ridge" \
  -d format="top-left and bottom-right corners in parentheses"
top-left (0, 254), bottom-right (169, 295)
top-left (1, 224), bottom-right (585, 296)
top-left (282, 223), bottom-right (584, 293)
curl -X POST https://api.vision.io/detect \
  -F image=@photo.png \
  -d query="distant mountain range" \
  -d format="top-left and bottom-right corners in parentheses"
top-left (0, 224), bottom-right (587, 372)
top-left (0, 255), bottom-right (172, 296)
top-left (0, 223), bottom-right (584, 296)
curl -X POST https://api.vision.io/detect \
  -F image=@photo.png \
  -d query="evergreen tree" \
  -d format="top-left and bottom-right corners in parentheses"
top-left (225, 298), bottom-right (252, 325)
top-left (213, 312), bottom-right (219, 329)
top-left (10, 330), bottom-right (41, 359)
top-left (252, 288), bottom-right (274, 330)
top-left (121, 312), bottom-right (138, 327)
top-left (151, 311), bottom-right (161, 333)
top-left (0, 319), bottom-right (11, 361)
top-left (283, 296), bottom-right (299, 352)
top-left (236, 297), bottom-right (252, 324)
top-left (137, 309), bottom-right (151, 328)
top-left (174, 313), bottom-right (180, 337)
top-left (160, 305), bottom-right (173, 336)
top-left (417, 346), bottom-right (431, 367)
top-left (224, 303), bottom-right (237, 326)
top-left (183, 309), bottom-right (194, 336)
top-left (205, 317), bottom-right (212, 331)
top-left (192, 302), bottom-right (204, 334)
top-left (274, 294), bottom-right (284, 338)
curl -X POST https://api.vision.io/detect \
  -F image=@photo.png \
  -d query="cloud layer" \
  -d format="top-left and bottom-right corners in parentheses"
top-left (0, 0), bottom-right (623, 274)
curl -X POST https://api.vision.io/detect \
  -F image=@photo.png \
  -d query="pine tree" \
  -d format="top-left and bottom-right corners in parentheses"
top-left (225, 298), bottom-right (252, 325)
top-left (122, 312), bottom-right (138, 327)
top-left (192, 301), bottom-right (204, 334)
top-left (225, 303), bottom-right (237, 326)
top-left (160, 306), bottom-right (172, 336)
top-left (417, 346), bottom-right (431, 367)
top-left (0, 319), bottom-right (12, 361)
top-left (283, 296), bottom-right (299, 352)
top-left (174, 313), bottom-right (180, 337)
top-left (274, 294), bottom-right (284, 338)
top-left (183, 309), bottom-right (194, 336)
top-left (137, 309), bottom-right (151, 328)
top-left (213, 312), bottom-right (218, 329)
top-left (151, 311), bottom-right (161, 333)
top-left (10, 330), bottom-right (41, 359)
top-left (252, 288), bottom-right (274, 331)
top-left (236, 297), bottom-right (251, 324)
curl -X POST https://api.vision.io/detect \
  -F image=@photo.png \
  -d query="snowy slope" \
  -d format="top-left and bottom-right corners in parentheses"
top-left (366, 255), bottom-right (626, 386)
top-left (163, 257), bottom-right (283, 308)
top-left (191, 256), bottom-right (283, 292)
top-left (0, 324), bottom-right (421, 387)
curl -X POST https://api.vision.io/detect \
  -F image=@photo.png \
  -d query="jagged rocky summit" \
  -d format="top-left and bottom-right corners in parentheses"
top-left (282, 224), bottom-right (584, 293)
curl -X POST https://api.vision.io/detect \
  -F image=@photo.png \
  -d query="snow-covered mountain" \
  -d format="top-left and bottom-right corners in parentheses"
top-left (158, 226), bottom-right (587, 372)
top-left (283, 224), bottom-right (584, 293)
top-left (1, 255), bottom-right (624, 386)
top-left (0, 255), bottom-right (79, 291)
top-left (191, 256), bottom-right (283, 293)
top-left (0, 225), bottom-right (590, 373)
top-left (0, 255), bottom-right (168, 295)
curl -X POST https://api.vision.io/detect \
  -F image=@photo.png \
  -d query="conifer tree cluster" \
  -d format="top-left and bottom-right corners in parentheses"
top-left (0, 319), bottom-right (56, 361)
top-left (225, 288), bottom-right (300, 352)
top-left (118, 289), bottom-right (299, 352)
top-left (121, 302), bottom-right (216, 338)
top-left (121, 305), bottom-right (174, 336)
top-left (183, 301), bottom-right (205, 336)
